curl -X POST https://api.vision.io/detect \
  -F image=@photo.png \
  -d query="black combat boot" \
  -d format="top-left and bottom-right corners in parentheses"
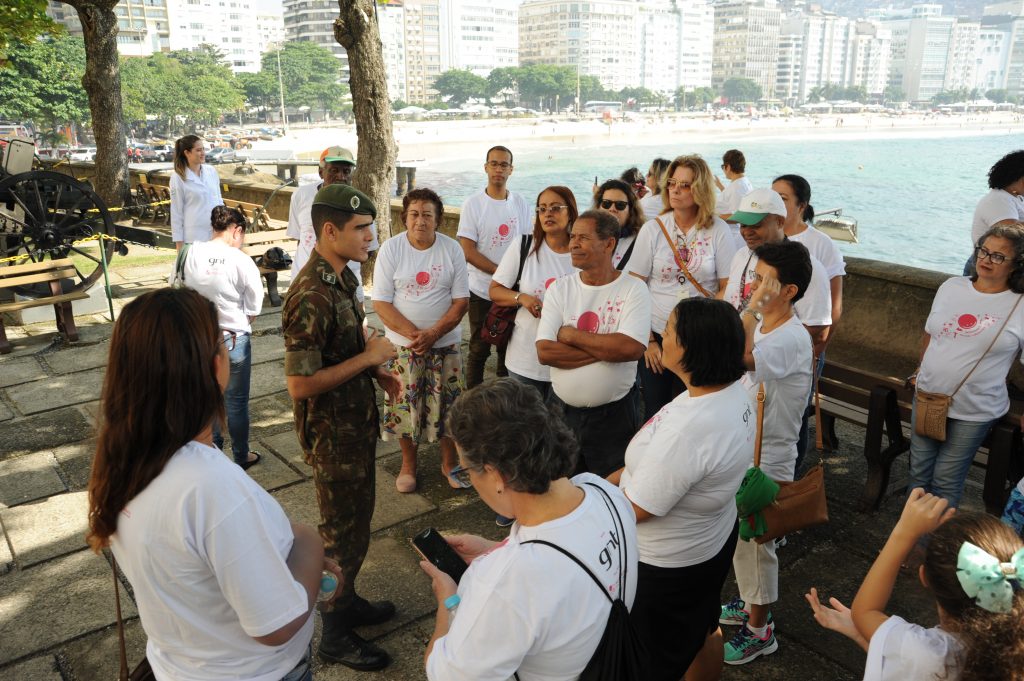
top-left (346, 595), bottom-right (397, 628)
top-left (318, 610), bottom-right (391, 671)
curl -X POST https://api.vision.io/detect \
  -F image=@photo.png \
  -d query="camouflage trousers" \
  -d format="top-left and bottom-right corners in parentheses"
top-left (309, 429), bottom-right (377, 614)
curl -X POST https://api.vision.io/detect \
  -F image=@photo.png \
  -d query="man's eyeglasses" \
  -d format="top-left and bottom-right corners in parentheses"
top-left (600, 200), bottom-right (629, 211)
top-left (536, 204), bottom-right (569, 214)
top-left (486, 161), bottom-right (512, 170)
top-left (220, 330), bottom-right (237, 352)
top-left (975, 246), bottom-right (1010, 265)
top-left (665, 180), bottom-right (693, 191)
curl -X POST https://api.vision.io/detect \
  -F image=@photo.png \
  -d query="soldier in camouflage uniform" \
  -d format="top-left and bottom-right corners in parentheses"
top-left (282, 184), bottom-right (401, 671)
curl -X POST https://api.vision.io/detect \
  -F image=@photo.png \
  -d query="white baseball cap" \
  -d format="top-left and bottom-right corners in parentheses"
top-left (731, 188), bottom-right (787, 225)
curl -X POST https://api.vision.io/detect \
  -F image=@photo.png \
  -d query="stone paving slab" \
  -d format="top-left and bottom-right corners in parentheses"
top-left (249, 394), bottom-right (296, 435)
top-left (315, 618), bottom-right (434, 681)
top-left (0, 401), bottom-right (12, 422)
top-left (0, 452), bottom-right (67, 508)
top-left (51, 440), bottom-right (96, 491)
top-left (5, 367), bottom-right (105, 415)
top-left (252, 312), bottom-right (283, 333)
top-left (61, 619), bottom-right (147, 681)
top-left (0, 407), bottom-right (93, 461)
top-left (0, 357), bottom-right (46, 388)
top-left (250, 360), bottom-right (287, 399)
top-left (0, 549), bottom-right (135, 666)
top-left (244, 446), bottom-right (304, 490)
top-left (1, 491), bottom-right (89, 567)
top-left (252, 335), bottom-right (285, 365)
top-left (262, 430), bottom-right (306, 469)
top-left (43, 341), bottom-right (110, 374)
top-left (0, 525), bottom-right (13, 575)
top-left (1, 654), bottom-right (62, 681)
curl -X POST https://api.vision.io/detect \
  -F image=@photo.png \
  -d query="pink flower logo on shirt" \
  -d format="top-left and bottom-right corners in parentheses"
top-left (401, 265), bottom-right (442, 297)
top-left (577, 311), bottom-right (600, 333)
top-left (416, 271), bottom-right (431, 286)
top-left (939, 312), bottom-right (1000, 338)
top-left (545, 277), bottom-right (556, 289)
top-left (958, 314), bottom-right (977, 330)
top-left (499, 223), bottom-right (510, 237)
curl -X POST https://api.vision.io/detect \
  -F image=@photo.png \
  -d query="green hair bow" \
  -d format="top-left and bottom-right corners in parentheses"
top-left (956, 542), bottom-right (1024, 614)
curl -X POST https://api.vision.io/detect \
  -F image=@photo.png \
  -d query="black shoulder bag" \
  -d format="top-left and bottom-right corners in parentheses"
top-left (518, 482), bottom-right (649, 681)
top-left (480, 235), bottom-right (532, 348)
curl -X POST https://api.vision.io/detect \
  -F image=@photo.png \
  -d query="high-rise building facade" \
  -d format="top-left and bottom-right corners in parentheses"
top-left (167, 0), bottom-right (263, 72)
top-left (637, 0), bottom-right (714, 95)
top-left (846, 21), bottom-right (892, 97)
top-left (403, 0), bottom-right (444, 103)
top-left (283, 0), bottom-right (350, 79)
top-left (443, 0), bottom-right (518, 75)
top-left (880, 5), bottom-right (957, 101)
top-left (47, 0), bottom-right (171, 57)
top-left (712, 0), bottom-right (782, 99)
top-left (377, 1), bottom-right (408, 102)
top-left (945, 20), bottom-right (980, 90)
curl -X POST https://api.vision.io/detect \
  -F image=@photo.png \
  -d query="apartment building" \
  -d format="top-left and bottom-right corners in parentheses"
top-left (283, 0), bottom-right (349, 79)
top-left (846, 21), bottom-right (892, 97)
top-left (47, 0), bottom-right (170, 57)
top-left (712, 0), bottom-right (782, 99)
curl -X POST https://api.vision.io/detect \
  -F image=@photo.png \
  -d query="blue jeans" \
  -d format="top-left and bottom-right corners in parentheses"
top-left (213, 331), bottom-right (253, 465)
top-left (908, 402), bottom-right (995, 509)
top-left (508, 370), bottom-right (552, 401)
top-left (279, 643), bottom-right (312, 681)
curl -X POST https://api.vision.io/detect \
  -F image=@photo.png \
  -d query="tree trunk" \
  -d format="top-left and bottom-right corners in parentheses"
top-left (335, 0), bottom-right (395, 264)
top-left (63, 0), bottom-right (129, 209)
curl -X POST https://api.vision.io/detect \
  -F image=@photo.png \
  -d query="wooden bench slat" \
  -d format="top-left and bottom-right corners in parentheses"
top-left (0, 258), bottom-right (77, 275)
top-left (0, 290), bottom-right (89, 313)
top-left (0, 267), bottom-right (80, 289)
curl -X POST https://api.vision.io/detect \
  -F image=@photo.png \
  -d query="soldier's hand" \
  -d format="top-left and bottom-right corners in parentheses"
top-left (322, 557), bottom-right (344, 604)
top-left (364, 328), bottom-right (398, 366)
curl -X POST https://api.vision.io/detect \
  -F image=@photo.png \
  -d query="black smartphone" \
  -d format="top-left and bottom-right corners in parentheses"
top-left (413, 527), bottom-right (468, 584)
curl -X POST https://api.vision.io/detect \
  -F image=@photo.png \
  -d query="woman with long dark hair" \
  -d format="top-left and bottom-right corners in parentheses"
top-left (87, 288), bottom-right (335, 681)
top-left (594, 178), bottom-right (644, 271)
top-left (170, 134), bottom-right (222, 250)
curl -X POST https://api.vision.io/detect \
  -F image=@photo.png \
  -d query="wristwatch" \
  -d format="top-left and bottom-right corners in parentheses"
top-left (743, 308), bottom-right (763, 322)
top-left (514, 292), bottom-right (522, 304)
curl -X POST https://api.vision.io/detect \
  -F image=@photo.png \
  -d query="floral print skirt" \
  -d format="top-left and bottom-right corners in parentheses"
top-left (381, 344), bottom-right (464, 444)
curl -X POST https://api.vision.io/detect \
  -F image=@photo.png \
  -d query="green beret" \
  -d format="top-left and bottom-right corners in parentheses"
top-left (312, 184), bottom-right (377, 219)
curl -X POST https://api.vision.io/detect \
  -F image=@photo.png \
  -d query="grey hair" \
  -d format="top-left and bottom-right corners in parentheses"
top-left (576, 209), bottom-right (620, 242)
top-left (972, 223), bottom-right (1024, 294)
top-left (445, 379), bottom-right (578, 494)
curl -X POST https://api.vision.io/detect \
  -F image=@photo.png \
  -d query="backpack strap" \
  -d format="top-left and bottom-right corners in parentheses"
top-left (615, 238), bottom-right (637, 271)
top-left (511, 234), bottom-right (532, 292)
top-left (521, 539), bottom-right (614, 604)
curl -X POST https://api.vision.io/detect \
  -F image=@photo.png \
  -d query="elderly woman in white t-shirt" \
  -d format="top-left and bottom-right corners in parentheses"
top-left (372, 188), bottom-right (470, 493)
top-left (909, 223), bottom-right (1024, 512)
top-left (627, 154), bottom-right (738, 420)
top-left (419, 379), bottom-right (638, 681)
top-left (489, 185), bottom-right (577, 400)
top-left (610, 296), bottom-right (753, 681)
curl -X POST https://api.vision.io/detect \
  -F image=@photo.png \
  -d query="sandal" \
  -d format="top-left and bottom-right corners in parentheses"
top-left (239, 451), bottom-right (261, 471)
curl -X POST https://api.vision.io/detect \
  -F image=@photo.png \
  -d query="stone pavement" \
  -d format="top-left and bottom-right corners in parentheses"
top-left (0, 260), bottom-right (992, 680)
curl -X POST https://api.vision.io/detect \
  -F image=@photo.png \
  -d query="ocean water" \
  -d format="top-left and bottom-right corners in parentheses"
top-left (413, 131), bottom-right (1024, 274)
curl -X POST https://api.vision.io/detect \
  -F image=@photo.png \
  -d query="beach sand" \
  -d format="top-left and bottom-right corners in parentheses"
top-left (252, 111), bottom-right (1023, 172)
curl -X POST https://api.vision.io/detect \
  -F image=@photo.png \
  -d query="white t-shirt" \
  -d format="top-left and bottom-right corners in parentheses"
top-left (740, 315), bottom-right (813, 481)
top-left (613, 234), bottom-right (637, 270)
top-left (181, 239), bottom-right (264, 334)
top-left (372, 232), bottom-right (469, 348)
top-left (110, 441), bottom-right (312, 681)
top-left (722, 247), bottom-right (833, 327)
top-left (620, 381), bottom-right (754, 568)
top-left (426, 474), bottom-right (638, 681)
top-left (492, 238), bottom-right (575, 381)
top-left (716, 176), bottom-right (753, 215)
top-left (456, 189), bottom-right (534, 299)
top-left (790, 225), bottom-right (847, 279)
top-left (638, 193), bottom-right (665, 222)
top-left (918, 277), bottom-right (1024, 421)
top-left (627, 215), bottom-right (738, 334)
top-left (971, 188), bottom-right (1024, 245)
top-left (536, 272), bottom-right (651, 407)
top-left (863, 615), bottom-right (962, 681)
top-left (286, 181), bottom-right (379, 302)
top-left (170, 165), bottom-right (223, 244)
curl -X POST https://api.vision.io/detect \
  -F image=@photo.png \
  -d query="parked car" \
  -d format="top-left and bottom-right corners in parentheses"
top-left (151, 144), bottom-right (174, 162)
top-left (69, 147), bottom-right (97, 162)
top-left (206, 147), bottom-right (238, 163)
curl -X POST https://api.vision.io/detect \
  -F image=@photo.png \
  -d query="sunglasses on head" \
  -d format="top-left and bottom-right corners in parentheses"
top-left (600, 199), bottom-right (628, 211)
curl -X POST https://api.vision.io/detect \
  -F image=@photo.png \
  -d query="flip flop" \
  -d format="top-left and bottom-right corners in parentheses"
top-left (396, 472), bottom-right (417, 493)
top-left (239, 451), bottom-right (261, 471)
top-left (446, 471), bottom-right (472, 490)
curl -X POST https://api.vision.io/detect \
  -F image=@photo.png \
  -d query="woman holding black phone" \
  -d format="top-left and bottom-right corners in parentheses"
top-left (417, 379), bottom-right (638, 681)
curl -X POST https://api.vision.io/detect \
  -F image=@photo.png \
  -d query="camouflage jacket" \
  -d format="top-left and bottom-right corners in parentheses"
top-left (282, 250), bottom-right (377, 436)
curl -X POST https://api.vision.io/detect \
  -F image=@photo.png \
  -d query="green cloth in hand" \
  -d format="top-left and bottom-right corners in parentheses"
top-left (736, 467), bottom-right (780, 542)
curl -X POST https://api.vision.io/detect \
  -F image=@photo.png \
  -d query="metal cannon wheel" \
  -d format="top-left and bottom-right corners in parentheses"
top-left (0, 170), bottom-right (117, 296)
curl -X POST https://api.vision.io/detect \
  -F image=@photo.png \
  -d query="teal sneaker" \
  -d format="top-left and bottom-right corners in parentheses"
top-left (723, 624), bottom-right (779, 665)
top-left (719, 596), bottom-right (748, 625)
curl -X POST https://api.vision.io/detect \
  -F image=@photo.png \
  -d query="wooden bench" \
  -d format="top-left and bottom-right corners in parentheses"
top-left (134, 182), bottom-right (170, 225)
top-left (242, 229), bottom-right (296, 307)
top-left (0, 259), bottom-right (89, 353)
top-left (222, 197), bottom-right (286, 233)
top-left (818, 360), bottom-right (1022, 515)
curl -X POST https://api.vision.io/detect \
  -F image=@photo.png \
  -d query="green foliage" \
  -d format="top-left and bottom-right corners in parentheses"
top-left (883, 85), bottom-right (905, 103)
top-left (675, 86), bottom-right (716, 109)
top-left (807, 83), bottom-right (869, 103)
top-left (0, 0), bottom-right (62, 65)
top-left (930, 88), bottom-right (972, 105)
top-left (722, 78), bottom-right (762, 103)
top-left (261, 41), bottom-right (347, 114)
top-left (0, 36), bottom-right (89, 135)
top-left (985, 89), bottom-right (1018, 104)
top-left (432, 69), bottom-right (488, 105)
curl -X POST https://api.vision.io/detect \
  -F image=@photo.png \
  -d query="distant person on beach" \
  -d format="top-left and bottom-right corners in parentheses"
top-left (537, 210), bottom-right (651, 476)
top-left (87, 287), bottom-right (333, 681)
top-left (177, 206), bottom-right (263, 471)
top-left (714, 149), bottom-right (753, 228)
top-left (593, 179), bottom-right (644, 271)
top-left (965, 150), bottom-right (1024, 275)
top-left (287, 146), bottom-right (378, 306)
top-left (639, 158), bottom-right (671, 221)
top-left (627, 154), bottom-right (738, 421)
top-left (372, 188), bottom-right (469, 494)
top-left (170, 134), bottom-right (223, 250)
top-left (457, 146), bottom-right (534, 388)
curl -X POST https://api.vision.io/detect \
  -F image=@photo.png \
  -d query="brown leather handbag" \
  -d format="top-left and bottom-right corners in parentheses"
top-left (753, 370), bottom-right (830, 545)
top-left (480, 235), bottom-right (531, 348)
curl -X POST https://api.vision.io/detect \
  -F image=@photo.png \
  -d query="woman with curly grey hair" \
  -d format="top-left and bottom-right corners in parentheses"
top-left (418, 378), bottom-right (638, 681)
top-left (909, 223), bottom-right (1024, 515)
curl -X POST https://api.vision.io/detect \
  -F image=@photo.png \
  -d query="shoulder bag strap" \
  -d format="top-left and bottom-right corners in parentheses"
top-left (754, 383), bottom-right (766, 469)
top-left (173, 243), bottom-right (190, 286)
top-left (112, 555), bottom-right (129, 681)
top-left (654, 217), bottom-right (713, 298)
top-left (615, 238), bottom-right (637, 271)
top-left (520, 539), bottom-right (614, 604)
top-left (512, 234), bottom-right (532, 292)
top-left (949, 294), bottom-right (1023, 398)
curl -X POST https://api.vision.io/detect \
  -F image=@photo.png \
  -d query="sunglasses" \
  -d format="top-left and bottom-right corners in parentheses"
top-left (600, 200), bottom-right (628, 211)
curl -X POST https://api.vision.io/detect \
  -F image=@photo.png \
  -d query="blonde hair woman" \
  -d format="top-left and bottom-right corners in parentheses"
top-left (627, 154), bottom-right (738, 420)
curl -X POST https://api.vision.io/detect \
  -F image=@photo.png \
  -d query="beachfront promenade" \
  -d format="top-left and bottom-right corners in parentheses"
top-left (0, 258), bottom-right (987, 680)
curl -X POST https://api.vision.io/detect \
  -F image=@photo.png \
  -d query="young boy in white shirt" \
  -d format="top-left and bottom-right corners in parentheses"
top-left (720, 240), bottom-right (814, 666)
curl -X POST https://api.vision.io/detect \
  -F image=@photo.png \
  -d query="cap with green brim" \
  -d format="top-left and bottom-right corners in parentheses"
top-left (730, 188), bottom-right (788, 225)
top-left (312, 184), bottom-right (377, 219)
